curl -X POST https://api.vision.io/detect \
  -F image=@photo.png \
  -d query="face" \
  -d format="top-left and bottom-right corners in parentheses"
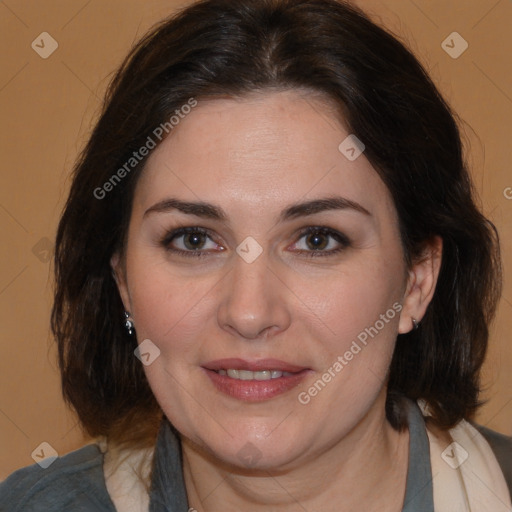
top-left (113, 89), bottom-right (436, 470)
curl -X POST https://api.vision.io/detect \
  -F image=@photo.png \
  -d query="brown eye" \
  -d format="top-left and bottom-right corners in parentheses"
top-left (305, 232), bottom-right (329, 250)
top-left (161, 227), bottom-right (223, 258)
top-left (292, 227), bottom-right (350, 257)
top-left (182, 231), bottom-right (207, 250)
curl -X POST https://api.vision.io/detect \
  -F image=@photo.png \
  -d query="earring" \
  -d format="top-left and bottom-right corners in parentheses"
top-left (124, 311), bottom-right (135, 336)
top-left (411, 317), bottom-right (420, 330)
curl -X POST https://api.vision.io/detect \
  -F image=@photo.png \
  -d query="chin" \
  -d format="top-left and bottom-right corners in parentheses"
top-left (188, 422), bottom-right (306, 471)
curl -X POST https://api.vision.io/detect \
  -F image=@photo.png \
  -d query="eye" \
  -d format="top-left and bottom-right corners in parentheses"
top-left (161, 225), bottom-right (350, 259)
top-left (161, 227), bottom-right (223, 257)
top-left (290, 227), bottom-right (350, 257)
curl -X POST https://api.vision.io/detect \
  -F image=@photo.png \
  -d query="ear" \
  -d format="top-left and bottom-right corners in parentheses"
top-left (110, 251), bottom-right (131, 313)
top-left (398, 236), bottom-right (443, 334)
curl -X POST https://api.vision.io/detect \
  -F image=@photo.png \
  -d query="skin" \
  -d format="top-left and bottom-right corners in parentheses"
top-left (112, 89), bottom-right (442, 511)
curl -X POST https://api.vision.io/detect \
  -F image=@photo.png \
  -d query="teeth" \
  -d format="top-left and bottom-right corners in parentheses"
top-left (254, 371), bottom-right (271, 381)
top-left (238, 370), bottom-right (253, 380)
top-left (220, 369), bottom-right (294, 380)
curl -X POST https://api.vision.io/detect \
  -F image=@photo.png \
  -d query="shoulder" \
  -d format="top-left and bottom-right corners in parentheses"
top-left (0, 443), bottom-right (116, 512)
top-left (474, 423), bottom-right (512, 497)
top-left (475, 423), bottom-right (512, 453)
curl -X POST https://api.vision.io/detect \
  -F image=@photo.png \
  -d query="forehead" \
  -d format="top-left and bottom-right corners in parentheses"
top-left (134, 90), bottom-right (395, 222)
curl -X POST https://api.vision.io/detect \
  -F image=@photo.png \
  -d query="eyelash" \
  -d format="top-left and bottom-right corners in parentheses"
top-left (161, 226), bottom-right (351, 259)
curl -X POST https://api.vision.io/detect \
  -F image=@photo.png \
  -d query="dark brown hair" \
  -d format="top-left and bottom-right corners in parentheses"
top-left (52, 0), bottom-right (502, 447)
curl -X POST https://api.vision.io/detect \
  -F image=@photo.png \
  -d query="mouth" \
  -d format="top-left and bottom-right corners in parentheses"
top-left (214, 369), bottom-right (295, 380)
top-left (202, 358), bottom-right (312, 401)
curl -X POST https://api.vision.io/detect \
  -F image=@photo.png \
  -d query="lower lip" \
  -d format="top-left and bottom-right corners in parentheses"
top-left (203, 368), bottom-right (312, 401)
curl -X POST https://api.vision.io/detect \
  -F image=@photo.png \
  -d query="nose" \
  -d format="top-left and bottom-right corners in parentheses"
top-left (217, 248), bottom-right (292, 340)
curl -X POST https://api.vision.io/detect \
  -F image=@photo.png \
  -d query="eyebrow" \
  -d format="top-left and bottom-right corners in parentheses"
top-left (143, 196), bottom-right (371, 222)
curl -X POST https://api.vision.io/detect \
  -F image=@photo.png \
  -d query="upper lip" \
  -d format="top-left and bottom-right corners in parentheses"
top-left (202, 358), bottom-right (309, 373)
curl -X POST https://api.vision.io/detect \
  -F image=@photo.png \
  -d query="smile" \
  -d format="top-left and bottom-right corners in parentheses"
top-left (202, 358), bottom-right (312, 401)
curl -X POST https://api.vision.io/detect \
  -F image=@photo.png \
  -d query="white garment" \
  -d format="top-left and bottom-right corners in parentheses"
top-left (98, 437), bottom-right (153, 512)
top-left (428, 419), bottom-right (512, 511)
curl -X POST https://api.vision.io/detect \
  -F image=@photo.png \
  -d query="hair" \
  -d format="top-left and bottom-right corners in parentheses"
top-left (52, 0), bottom-right (502, 453)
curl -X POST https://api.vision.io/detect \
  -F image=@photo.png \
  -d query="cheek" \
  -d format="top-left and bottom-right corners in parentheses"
top-left (126, 250), bottom-right (214, 351)
top-left (314, 259), bottom-right (403, 354)
top-left (296, 266), bottom-right (403, 417)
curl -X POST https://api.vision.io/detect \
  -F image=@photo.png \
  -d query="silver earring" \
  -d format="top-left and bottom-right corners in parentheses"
top-left (124, 311), bottom-right (135, 336)
top-left (412, 317), bottom-right (419, 330)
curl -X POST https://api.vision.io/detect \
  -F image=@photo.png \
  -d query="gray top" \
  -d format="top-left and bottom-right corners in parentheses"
top-left (1, 399), bottom-right (510, 511)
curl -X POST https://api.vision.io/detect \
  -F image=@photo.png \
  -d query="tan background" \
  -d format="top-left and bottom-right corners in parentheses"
top-left (0, 0), bottom-right (510, 479)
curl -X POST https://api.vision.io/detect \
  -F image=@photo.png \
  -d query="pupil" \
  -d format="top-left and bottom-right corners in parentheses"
top-left (185, 233), bottom-right (204, 250)
top-left (308, 233), bottom-right (327, 250)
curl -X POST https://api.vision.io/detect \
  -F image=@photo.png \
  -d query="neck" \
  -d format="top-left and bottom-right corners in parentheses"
top-left (180, 395), bottom-right (410, 512)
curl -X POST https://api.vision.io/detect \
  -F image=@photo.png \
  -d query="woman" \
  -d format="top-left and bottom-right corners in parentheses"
top-left (1, 0), bottom-right (511, 510)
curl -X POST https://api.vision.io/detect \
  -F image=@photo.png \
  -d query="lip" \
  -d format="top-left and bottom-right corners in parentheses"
top-left (202, 358), bottom-right (312, 402)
